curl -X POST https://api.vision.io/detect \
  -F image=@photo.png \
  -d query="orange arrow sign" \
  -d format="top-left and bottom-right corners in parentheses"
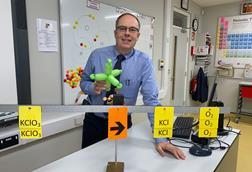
top-left (108, 107), bottom-right (128, 140)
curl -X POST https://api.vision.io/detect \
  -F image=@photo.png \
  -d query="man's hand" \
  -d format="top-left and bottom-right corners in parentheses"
top-left (156, 142), bottom-right (186, 160)
top-left (93, 81), bottom-right (106, 94)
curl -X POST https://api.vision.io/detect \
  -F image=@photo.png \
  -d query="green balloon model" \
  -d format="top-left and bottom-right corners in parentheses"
top-left (90, 58), bottom-right (123, 91)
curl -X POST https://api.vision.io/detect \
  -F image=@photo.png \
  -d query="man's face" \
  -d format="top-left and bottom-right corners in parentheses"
top-left (114, 15), bottom-right (140, 54)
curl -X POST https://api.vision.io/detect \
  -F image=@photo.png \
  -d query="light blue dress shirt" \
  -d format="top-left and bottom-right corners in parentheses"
top-left (80, 45), bottom-right (167, 143)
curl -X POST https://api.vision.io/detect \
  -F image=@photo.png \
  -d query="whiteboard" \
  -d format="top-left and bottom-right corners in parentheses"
top-left (0, 0), bottom-right (18, 104)
top-left (59, 0), bottom-right (154, 104)
top-left (215, 15), bottom-right (252, 68)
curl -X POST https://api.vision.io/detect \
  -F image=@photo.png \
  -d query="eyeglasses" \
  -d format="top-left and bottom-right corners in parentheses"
top-left (116, 26), bottom-right (139, 33)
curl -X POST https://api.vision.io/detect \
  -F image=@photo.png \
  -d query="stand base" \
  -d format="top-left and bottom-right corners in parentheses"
top-left (106, 162), bottom-right (124, 172)
top-left (189, 145), bottom-right (212, 156)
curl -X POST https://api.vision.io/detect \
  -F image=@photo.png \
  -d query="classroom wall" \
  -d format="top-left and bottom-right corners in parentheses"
top-left (163, 0), bottom-right (202, 106)
top-left (26, 0), bottom-right (62, 104)
top-left (0, 1), bottom-right (167, 171)
top-left (169, 1), bottom-right (252, 112)
top-left (184, 2), bottom-right (204, 107)
top-left (0, 0), bottom-right (18, 104)
top-left (202, 2), bottom-right (252, 113)
top-left (25, 0), bottom-right (203, 107)
top-left (26, 0), bottom-right (166, 104)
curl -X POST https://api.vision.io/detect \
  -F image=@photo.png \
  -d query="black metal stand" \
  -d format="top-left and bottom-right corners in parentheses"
top-left (190, 132), bottom-right (212, 156)
top-left (189, 144), bottom-right (212, 157)
top-left (208, 76), bottom-right (229, 136)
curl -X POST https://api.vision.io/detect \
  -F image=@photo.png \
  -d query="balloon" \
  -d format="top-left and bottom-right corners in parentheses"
top-left (90, 58), bottom-right (123, 91)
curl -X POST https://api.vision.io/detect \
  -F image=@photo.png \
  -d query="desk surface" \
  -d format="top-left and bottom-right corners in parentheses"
top-left (34, 120), bottom-right (239, 172)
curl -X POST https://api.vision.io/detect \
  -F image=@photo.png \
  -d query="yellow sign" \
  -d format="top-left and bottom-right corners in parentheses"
top-left (199, 119), bottom-right (218, 128)
top-left (198, 107), bottom-right (219, 138)
top-left (199, 107), bottom-right (219, 120)
top-left (198, 128), bottom-right (218, 138)
top-left (108, 107), bottom-right (128, 140)
top-left (19, 106), bottom-right (42, 139)
top-left (20, 128), bottom-right (42, 139)
top-left (154, 106), bottom-right (174, 138)
top-left (154, 107), bottom-right (174, 128)
top-left (154, 128), bottom-right (173, 138)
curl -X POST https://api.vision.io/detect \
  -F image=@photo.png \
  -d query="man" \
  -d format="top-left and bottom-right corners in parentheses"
top-left (80, 13), bottom-right (185, 160)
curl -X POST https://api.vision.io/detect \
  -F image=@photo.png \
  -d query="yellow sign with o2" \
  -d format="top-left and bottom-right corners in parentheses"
top-left (199, 107), bottom-right (219, 138)
top-left (154, 107), bottom-right (174, 138)
top-left (199, 107), bottom-right (219, 120)
top-left (19, 106), bottom-right (42, 139)
top-left (198, 128), bottom-right (218, 138)
top-left (199, 119), bottom-right (218, 128)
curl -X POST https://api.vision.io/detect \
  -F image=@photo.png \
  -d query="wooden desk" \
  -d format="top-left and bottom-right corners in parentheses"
top-left (34, 121), bottom-right (239, 172)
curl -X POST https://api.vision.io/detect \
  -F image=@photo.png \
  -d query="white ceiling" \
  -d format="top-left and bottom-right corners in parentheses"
top-left (192, 0), bottom-right (240, 7)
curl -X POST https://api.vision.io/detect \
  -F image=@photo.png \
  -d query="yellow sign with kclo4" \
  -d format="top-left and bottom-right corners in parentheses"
top-left (154, 106), bottom-right (174, 138)
top-left (19, 106), bottom-right (42, 139)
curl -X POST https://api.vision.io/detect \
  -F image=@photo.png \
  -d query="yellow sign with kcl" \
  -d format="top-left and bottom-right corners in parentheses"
top-left (198, 107), bottom-right (219, 138)
top-left (154, 107), bottom-right (174, 138)
top-left (19, 106), bottom-right (42, 139)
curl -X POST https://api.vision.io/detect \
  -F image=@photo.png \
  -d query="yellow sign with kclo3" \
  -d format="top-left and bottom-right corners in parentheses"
top-left (19, 106), bottom-right (42, 139)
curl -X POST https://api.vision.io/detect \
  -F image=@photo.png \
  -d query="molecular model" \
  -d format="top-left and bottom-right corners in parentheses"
top-left (64, 66), bottom-right (84, 88)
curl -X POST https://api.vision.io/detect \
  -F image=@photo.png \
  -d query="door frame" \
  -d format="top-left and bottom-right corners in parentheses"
top-left (169, 7), bottom-right (190, 105)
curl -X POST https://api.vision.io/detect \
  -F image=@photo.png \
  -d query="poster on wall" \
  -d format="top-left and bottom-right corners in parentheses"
top-left (215, 15), bottom-right (252, 68)
top-left (36, 18), bottom-right (58, 52)
top-left (60, 0), bottom-right (154, 104)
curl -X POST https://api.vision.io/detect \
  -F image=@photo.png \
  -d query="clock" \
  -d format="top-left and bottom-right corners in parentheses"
top-left (192, 18), bottom-right (199, 31)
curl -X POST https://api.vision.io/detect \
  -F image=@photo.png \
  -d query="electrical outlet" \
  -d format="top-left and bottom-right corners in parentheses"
top-left (74, 117), bottom-right (83, 126)
top-left (159, 58), bottom-right (165, 69)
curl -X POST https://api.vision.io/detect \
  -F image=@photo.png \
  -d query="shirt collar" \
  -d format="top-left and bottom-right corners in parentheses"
top-left (113, 46), bottom-right (135, 60)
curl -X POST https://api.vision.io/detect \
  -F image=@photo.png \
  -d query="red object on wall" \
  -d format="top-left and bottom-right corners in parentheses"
top-left (190, 76), bottom-right (197, 94)
top-left (191, 46), bottom-right (196, 56)
top-left (241, 86), bottom-right (252, 98)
